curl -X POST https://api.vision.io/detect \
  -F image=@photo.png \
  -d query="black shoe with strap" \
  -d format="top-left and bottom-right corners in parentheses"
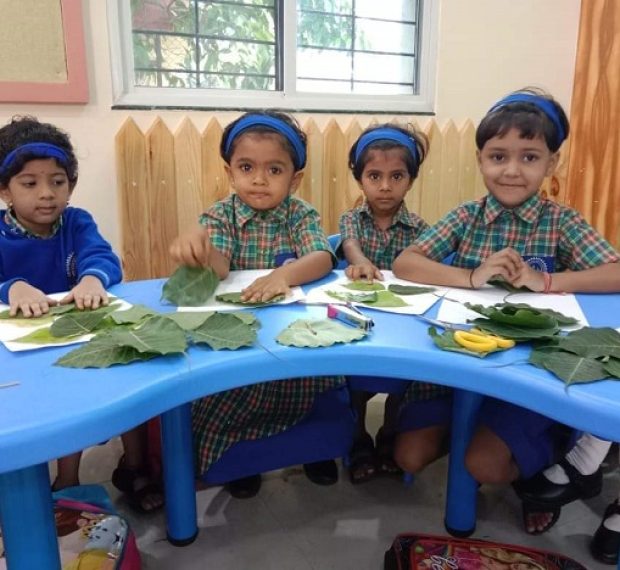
top-left (590, 500), bottom-right (620, 565)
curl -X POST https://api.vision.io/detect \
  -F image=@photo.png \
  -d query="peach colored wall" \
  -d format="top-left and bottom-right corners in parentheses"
top-left (0, 0), bottom-right (581, 252)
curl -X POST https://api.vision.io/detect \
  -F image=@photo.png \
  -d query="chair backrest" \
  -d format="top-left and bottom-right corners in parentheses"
top-left (328, 234), bottom-right (348, 269)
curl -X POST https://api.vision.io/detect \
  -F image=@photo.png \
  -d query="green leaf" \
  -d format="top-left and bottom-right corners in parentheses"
top-left (230, 311), bottom-right (260, 330)
top-left (164, 311), bottom-right (215, 330)
top-left (12, 327), bottom-right (80, 345)
top-left (161, 266), bottom-right (219, 306)
top-left (343, 281), bottom-right (385, 291)
top-left (364, 290), bottom-right (408, 308)
top-left (276, 319), bottom-right (367, 348)
top-left (96, 316), bottom-right (187, 355)
top-left (556, 327), bottom-right (620, 359)
top-left (326, 290), bottom-right (378, 303)
top-left (111, 304), bottom-right (156, 324)
top-left (471, 318), bottom-right (559, 341)
top-left (466, 302), bottom-right (559, 329)
top-left (428, 327), bottom-right (489, 358)
top-left (529, 350), bottom-right (609, 385)
top-left (215, 292), bottom-right (285, 306)
top-left (0, 314), bottom-right (55, 327)
top-left (603, 357), bottom-right (620, 379)
top-left (189, 312), bottom-right (257, 350)
top-left (50, 304), bottom-right (120, 338)
top-left (56, 340), bottom-right (159, 368)
top-left (0, 303), bottom-right (76, 321)
top-left (487, 278), bottom-right (530, 293)
top-left (387, 284), bottom-right (435, 295)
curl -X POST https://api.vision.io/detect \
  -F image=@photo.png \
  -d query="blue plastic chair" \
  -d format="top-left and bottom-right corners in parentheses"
top-left (202, 385), bottom-right (356, 484)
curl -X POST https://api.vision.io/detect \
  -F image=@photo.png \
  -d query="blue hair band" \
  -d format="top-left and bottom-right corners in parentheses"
top-left (354, 128), bottom-right (420, 168)
top-left (0, 142), bottom-right (70, 178)
top-left (224, 115), bottom-right (307, 170)
top-left (488, 94), bottom-right (567, 146)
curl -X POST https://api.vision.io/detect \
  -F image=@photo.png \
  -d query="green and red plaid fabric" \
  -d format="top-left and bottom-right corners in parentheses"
top-left (4, 208), bottom-right (62, 238)
top-left (414, 194), bottom-right (620, 269)
top-left (193, 193), bottom-right (342, 474)
top-left (199, 194), bottom-right (334, 269)
top-left (338, 201), bottom-right (429, 270)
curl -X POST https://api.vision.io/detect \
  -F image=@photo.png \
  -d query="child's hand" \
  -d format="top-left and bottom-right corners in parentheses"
top-left (345, 262), bottom-right (383, 282)
top-left (62, 275), bottom-right (109, 310)
top-left (508, 263), bottom-right (547, 292)
top-left (471, 248), bottom-right (524, 288)
top-left (240, 270), bottom-right (291, 303)
top-left (8, 281), bottom-right (59, 318)
top-left (169, 226), bottom-right (212, 267)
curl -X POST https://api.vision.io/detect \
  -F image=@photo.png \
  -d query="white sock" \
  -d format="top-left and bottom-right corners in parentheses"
top-left (604, 491), bottom-right (620, 532)
top-left (542, 434), bottom-right (611, 484)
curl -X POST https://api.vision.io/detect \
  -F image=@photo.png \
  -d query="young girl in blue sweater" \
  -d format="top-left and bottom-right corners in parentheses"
top-left (0, 116), bottom-right (161, 512)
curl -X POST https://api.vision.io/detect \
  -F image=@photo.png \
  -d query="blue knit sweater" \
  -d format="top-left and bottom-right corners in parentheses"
top-left (0, 207), bottom-right (122, 303)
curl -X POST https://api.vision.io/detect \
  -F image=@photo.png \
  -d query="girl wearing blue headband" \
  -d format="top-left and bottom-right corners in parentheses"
top-left (171, 110), bottom-right (343, 497)
top-left (392, 88), bottom-right (620, 544)
top-left (0, 117), bottom-right (163, 513)
top-left (337, 123), bottom-right (436, 484)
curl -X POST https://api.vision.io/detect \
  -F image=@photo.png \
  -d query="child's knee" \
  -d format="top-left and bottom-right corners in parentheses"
top-left (465, 444), bottom-right (513, 484)
top-left (393, 433), bottom-right (435, 474)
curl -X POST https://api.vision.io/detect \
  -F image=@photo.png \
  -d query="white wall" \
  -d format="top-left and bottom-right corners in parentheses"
top-left (0, 0), bottom-right (581, 253)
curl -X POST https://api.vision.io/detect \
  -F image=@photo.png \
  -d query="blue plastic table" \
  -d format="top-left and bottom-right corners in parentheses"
top-left (1, 275), bottom-right (620, 569)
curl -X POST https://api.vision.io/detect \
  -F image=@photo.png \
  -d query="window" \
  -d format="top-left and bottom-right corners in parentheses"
top-left (108, 0), bottom-right (438, 112)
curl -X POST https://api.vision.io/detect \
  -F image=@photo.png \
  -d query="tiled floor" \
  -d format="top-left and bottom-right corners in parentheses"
top-left (59, 398), bottom-right (618, 569)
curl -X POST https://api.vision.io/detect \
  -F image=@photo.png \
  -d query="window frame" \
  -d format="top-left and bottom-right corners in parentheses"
top-left (107, 0), bottom-right (438, 113)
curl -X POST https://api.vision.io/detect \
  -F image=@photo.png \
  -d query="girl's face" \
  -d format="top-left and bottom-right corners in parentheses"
top-left (477, 127), bottom-right (558, 209)
top-left (358, 148), bottom-right (413, 218)
top-left (0, 158), bottom-right (71, 236)
top-left (225, 132), bottom-right (303, 211)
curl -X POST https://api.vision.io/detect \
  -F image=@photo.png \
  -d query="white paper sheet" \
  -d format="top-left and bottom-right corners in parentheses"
top-left (436, 285), bottom-right (588, 329)
top-left (176, 269), bottom-right (305, 312)
top-left (303, 270), bottom-right (447, 315)
top-left (0, 293), bottom-right (131, 352)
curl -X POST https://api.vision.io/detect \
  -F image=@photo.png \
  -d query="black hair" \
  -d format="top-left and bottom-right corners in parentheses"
top-left (476, 87), bottom-right (569, 152)
top-left (348, 123), bottom-right (429, 182)
top-left (219, 110), bottom-right (307, 170)
top-left (0, 116), bottom-right (78, 189)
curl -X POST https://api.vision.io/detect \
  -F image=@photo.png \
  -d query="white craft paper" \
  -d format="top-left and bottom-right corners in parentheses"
top-left (0, 293), bottom-right (131, 352)
top-left (303, 270), bottom-right (447, 315)
top-left (436, 285), bottom-right (588, 329)
top-left (177, 269), bottom-right (305, 312)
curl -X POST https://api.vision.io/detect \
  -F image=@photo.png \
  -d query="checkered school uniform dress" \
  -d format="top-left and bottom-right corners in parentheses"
top-left (339, 200), bottom-right (451, 402)
top-left (192, 194), bottom-right (344, 473)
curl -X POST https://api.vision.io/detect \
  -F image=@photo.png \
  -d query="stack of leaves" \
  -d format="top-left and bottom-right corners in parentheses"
top-left (326, 280), bottom-right (435, 308)
top-left (161, 266), bottom-right (219, 306)
top-left (9, 302), bottom-right (260, 368)
top-left (529, 327), bottom-right (620, 385)
top-left (276, 319), bottom-right (368, 348)
top-left (428, 327), bottom-right (514, 358)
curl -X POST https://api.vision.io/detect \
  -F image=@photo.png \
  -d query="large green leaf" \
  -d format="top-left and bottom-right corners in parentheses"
top-left (604, 357), bottom-right (620, 379)
top-left (276, 319), bottom-right (367, 347)
top-left (471, 318), bottom-right (559, 341)
top-left (111, 304), bottom-right (156, 324)
top-left (487, 278), bottom-right (530, 293)
top-left (428, 327), bottom-right (490, 358)
top-left (343, 281), bottom-right (385, 291)
top-left (556, 327), bottom-right (620, 359)
top-left (161, 266), bottom-right (219, 306)
top-left (49, 304), bottom-right (121, 338)
top-left (364, 290), bottom-right (408, 308)
top-left (215, 292), bottom-right (284, 306)
top-left (230, 311), bottom-right (260, 330)
top-left (189, 312), bottom-right (257, 350)
top-left (387, 284), bottom-right (435, 295)
top-left (165, 311), bottom-right (214, 330)
top-left (466, 303), bottom-right (560, 329)
top-left (96, 316), bottom-right (187, 355)
top-left (326, 290), bottom-right (377, 303)
top-left (0, 303), bottom-right (75, 321)
top-left (12, 327), bottom-right (81, 345)
top-left (56, 340), bottom-right (159, 368)
top-left (529, 350), bottom-right (609, 385)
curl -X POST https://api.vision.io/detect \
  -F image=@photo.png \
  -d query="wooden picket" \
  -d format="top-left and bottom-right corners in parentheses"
top-left (115, 117), bottom-right (569, 280)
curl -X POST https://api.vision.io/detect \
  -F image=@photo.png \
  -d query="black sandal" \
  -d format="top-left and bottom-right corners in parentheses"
top-left (590, 500), bottom-right (620, 565)
top-left (303, 460), bottom-right (338, 486)
top-left (521, 501), bottom-right (562, 535)
top-left (348, 433), bottom-right (377, 485)
top-left (111, 456), bottom-right (164, 514)
top-left (226, 474), bottom-right (262, 499)
top-left (375, 427), bottom-right (403, 477)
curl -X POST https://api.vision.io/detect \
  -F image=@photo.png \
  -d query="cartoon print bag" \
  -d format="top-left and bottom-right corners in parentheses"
top-left (0, 484), bottom-right (141, 570)
top-left (384, 532), bottom-right (588, 570)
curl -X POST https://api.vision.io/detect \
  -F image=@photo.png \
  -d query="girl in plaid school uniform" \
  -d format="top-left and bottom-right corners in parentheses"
top-left (391, 88), bottom-right (620, 516)
top-left (169, 111), bottom-right (343, 498)
top-left (337, 124), bottom-right (450, 484)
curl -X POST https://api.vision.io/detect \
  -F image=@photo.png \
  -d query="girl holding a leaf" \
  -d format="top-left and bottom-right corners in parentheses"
top-left (391, 88), bottom-right (620, 536)
top-left (169, 111), bottom-right (343, 498)
top-left (0, 116), bottom-right (163, 513)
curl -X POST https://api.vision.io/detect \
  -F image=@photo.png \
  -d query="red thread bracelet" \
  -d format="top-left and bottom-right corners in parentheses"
top-left (543, 271), bottom-right (553, 294)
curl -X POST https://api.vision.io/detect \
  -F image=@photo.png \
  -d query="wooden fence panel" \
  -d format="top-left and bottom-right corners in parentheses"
top-left (116, 117), bottom-right (572, 279)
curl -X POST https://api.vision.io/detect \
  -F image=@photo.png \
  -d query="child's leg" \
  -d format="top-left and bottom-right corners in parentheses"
top-left (54, 451), bottom-right (83, 490)
top-left (393, 425), bottom-right (448, 474)
top-left (375, 393), bottom-right (406, 475)
top-left (464, 426), bottom-right (519, 484)
top-left (348, 389), bottom-right (376, 484)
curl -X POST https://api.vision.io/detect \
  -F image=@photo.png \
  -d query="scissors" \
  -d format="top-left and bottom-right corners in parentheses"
top-left (413, 314), bottom-right (469, 331)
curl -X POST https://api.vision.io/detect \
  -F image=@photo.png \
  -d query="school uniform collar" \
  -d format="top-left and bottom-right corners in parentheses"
top-left (3, 208), bottom-right (62, 238)
top-left (234, 194), bottom-right (291, 226)
top-left (484, 193), bottom-right (541, 225)
top-left (360, 200), bottom-right (414, 227)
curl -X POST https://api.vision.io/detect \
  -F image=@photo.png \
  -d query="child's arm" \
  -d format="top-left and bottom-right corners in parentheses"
top-left (241, 251), bottom-right (332, 303)
top-left (341, 238), bottom-right (383, 282)
top-left (7, 281), bottom-right (59, 318)
top-left (513, 261), bottom-right (620, 293)
top-left (169, 225), bottom-right (230, 279)
top-left (61, 275), bottom-right (109, 310)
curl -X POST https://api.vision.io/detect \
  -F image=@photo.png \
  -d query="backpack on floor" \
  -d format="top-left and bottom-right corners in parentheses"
top-left (0, 484), bottom-right (141, 570)
top-left (384, 532), bottom-right (588, 570)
